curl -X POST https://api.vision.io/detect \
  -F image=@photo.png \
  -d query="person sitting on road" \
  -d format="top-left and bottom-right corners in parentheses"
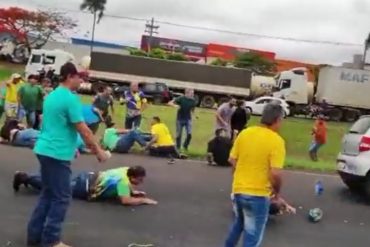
top-left (207, 128), bottom-right (232, 166)
top-left (12, 166), bottom-right (158, 206)
top-left (102, 123), bottom-right (151, 153)
top-left (0, 118), bottom-right (39, 147)
top-left (146, 116), bottom-right (186, 161)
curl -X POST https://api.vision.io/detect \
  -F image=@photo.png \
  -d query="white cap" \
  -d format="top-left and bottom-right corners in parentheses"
top-left (11, 73), bottom-right (22, 80)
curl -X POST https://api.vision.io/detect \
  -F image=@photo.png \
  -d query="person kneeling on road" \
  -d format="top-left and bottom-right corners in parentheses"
top-left (207, 128), bottom-right (233, 166)
top-left (146, 116), bottom-right (186, 161)
top-left (13, 166), bottom-right (157, 206)
top-left (102, 123), bottom-right (151, 153)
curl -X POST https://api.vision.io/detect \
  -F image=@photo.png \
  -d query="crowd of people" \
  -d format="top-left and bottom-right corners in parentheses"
top-left (0, 61), bottom-right (328, 247)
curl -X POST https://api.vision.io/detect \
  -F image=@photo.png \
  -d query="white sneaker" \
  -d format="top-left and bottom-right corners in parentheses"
top-left (52, 242), bottom-right (72, 247)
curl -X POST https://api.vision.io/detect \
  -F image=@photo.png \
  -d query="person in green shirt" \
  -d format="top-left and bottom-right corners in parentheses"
top-left (18, 75), bottom-right (43, 127)
top-left (12, 166), bottom-right (158, 206)
top-left (0, 86), bottom-right (6, 120)
top-left (168, 88), bottom-right (197, 151)
top-left (102, 123), bottom-right (151, 153)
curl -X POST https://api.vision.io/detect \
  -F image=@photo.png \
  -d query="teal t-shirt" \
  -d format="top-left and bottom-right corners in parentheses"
top-left (103, 128), bottom-right (120, 151)
top-left (34, 86), bottom-right (84, 161)
top-left (0, 87), bottom-right (6, 107)
top-left (98, 167), bottom-right (131, 198)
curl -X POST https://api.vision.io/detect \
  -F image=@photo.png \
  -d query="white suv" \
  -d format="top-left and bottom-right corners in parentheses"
top-left (337, 116), bottom-right (370, 197)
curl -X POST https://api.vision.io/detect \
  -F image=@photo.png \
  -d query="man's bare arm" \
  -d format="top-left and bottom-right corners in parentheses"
top-left (167, 99), bottom-right (177, 107)
top-left (146, 135), bottom-right (158, 148)
top-left (115, 128), bottom-right (130, 134)
top-left (75, 122), bottom-right (101, 154)
top-left (119, 196), bottom-right (157, 206)
top-left (269, 167), bottom-right (283, 196)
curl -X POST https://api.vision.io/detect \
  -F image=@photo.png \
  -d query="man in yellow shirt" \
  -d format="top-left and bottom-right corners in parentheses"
top-left (225, 103), bottom-right (286, 247)
top-left (5, 73), bottom-right (23, 119)
top-left (146, 116), bottom-right (185, 162)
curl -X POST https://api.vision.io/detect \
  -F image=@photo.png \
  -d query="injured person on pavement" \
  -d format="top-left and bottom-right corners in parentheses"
top-left (13, 166), bottom-right (158, 206)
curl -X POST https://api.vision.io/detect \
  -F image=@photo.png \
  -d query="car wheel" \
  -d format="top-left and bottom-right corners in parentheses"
top-left (246, 107), bottom-right (252, 114)
top-left (364, 174), bottom-right (370, 199)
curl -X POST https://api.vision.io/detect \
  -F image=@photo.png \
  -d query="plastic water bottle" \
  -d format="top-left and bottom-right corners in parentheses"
top-left (315, 180), bottom-right (324, 196)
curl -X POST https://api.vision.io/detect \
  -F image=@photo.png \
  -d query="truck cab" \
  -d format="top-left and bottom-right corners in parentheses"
top-left (25, 49), bottom-right (75, 78)
top-left (273, 67), bottom-right (310, 105)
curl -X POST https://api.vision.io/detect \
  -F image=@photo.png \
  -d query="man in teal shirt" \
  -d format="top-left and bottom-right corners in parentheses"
top-left (27, 62), bottom-right (109, 247)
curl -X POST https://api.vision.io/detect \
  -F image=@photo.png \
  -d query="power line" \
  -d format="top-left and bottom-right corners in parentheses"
top-left (27, 2), bottom-right (364, 47)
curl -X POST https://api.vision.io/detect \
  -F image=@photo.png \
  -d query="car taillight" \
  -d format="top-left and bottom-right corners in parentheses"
top-left (162, 90), bottom-right (169, 98)
top-left (359, 136), bottom-right (370, 152)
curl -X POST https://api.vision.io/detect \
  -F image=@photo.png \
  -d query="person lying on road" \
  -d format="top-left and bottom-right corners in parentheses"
top-left (102, 123), bottom-right (151, 153)
top-left (0, 118), bottom-right (88, 153)
top-left (13, 166), bottom-right (158, 206)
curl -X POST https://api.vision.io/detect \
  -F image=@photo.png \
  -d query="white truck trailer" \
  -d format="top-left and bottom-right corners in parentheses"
top-left (274, 67), bottom-right (370, 121)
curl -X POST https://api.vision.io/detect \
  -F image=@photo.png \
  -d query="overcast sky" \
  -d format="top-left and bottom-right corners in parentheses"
top-left (2, 0), bottom-right (370, 64)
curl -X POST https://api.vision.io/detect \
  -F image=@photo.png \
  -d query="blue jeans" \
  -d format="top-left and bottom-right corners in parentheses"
top-left (125, 114), bottom-right (142, 129)
top-left (225, 194), bottom-right (270, 247)
top-left (27, 155), bottom-right (72, 246)
top-left (309, 141), bottom-right (323, 154)
top-left (25, 109), bottom-right (36, 127)
top-left (12, 129), bottom-right (39, 147)
top-left (176, 119), bottom-right (192, 150)
top-left (114, 130), bottom-right (150, 153)
top-left (27, 172), bottom-right (90, 200)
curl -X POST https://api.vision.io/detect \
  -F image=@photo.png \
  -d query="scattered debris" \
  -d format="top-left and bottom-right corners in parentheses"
top-left (128, 243), bottom-right (154, 247)
top-left (344, 220), bottom-right (348, 224)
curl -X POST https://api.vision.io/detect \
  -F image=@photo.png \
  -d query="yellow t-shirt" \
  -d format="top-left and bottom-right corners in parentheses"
top-left (151, 123), bottom-right (174, 147)
top-left (5, 81), bottom-right (23, 103)
top-left (230, 126), bottom-right (285, 197)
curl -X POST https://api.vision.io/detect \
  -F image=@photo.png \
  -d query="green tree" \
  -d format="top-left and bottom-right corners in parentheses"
top-left (166, 52), bottom-right (188, 61)
top-left (80, 0), bottom-right (107, 54)
top-left (233, 52), bottom-right (276, 75)
top-left (210, 58), bottom-right (228, 66)
top-left (148, 48), bottom-right (166, 59)
top-left (128, 48), bottom-right (147, 57)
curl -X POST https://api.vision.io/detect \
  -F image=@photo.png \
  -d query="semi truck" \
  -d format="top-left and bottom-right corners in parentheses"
top-left (25, 49), bottom-right (277, 108)
top-left (273, 67), bottom-right (370, 122)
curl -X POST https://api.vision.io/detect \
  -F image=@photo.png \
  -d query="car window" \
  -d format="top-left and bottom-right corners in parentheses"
top-left (280, 79), bottom-right (291, 90)
top-left (43, 56), bottom-right (55, 65)
top-left (256, 99), bottom-right (271, 104)
top-left (157, 84), bottom-right (166, 91)
top-left (349, 117), bottom-right (370, 134)
top-left (30, 54), bottom-right (41, 64)
top-left (142, 84), bottom-right (157, 91)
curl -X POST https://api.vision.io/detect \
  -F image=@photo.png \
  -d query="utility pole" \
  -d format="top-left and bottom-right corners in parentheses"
top-left (145, 17), bottom-right (159, 53)
top-left (363, 33), bottom-right (370, 68)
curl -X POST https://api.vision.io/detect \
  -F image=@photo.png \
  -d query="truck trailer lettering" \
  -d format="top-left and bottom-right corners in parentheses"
top-left (340, 71), bottom-right (369, 83)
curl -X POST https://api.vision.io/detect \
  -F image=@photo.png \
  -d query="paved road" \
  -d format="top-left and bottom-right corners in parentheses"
top-left (0, 145), bottom-right (369, 247)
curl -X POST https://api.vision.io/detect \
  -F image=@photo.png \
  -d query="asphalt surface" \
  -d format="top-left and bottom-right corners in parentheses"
top-left (0, 145), bottom-right (369, 247)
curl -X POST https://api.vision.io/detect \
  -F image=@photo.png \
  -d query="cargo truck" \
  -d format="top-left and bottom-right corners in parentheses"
top-left (273, 67), bottom-right (370, 122)
top-left (25, 50), bottom-right (277, 108)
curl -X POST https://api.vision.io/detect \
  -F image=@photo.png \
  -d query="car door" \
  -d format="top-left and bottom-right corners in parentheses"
top-left (341, 116), bottom-right (370, 156)
top-left (253, 98), bottom-right (272, 115)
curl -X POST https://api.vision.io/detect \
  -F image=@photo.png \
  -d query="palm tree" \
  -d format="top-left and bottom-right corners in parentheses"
top-left (80, 0), bottom-right (107, 54)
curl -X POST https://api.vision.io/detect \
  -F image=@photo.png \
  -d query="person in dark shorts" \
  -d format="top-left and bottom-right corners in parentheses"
top-left (207, 128), bottom-right (232, 166)
top-left (230, 100), bottom-right (250, 140)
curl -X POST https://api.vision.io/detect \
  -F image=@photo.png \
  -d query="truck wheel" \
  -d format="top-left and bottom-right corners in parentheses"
top-left (344, 110), bottom-right (358, 122)
top-left (328, 108), bottom-right (343, 122)
top-left (363, 173), bottom-right (370, 200)
top-left (218, 97), bottom-right (229, 105)
top-left (200, 95), bottom-right (216, 108)
top-left (193, 94), bottom-right (200, 106)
